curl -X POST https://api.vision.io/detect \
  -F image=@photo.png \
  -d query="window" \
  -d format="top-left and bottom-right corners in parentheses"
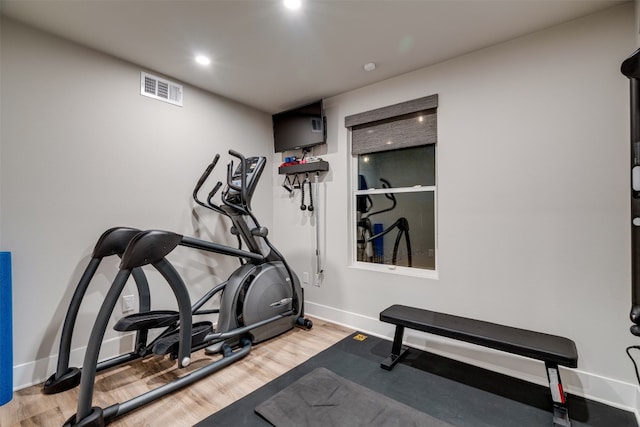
top-left (346, 95), bottom-right (437, 274)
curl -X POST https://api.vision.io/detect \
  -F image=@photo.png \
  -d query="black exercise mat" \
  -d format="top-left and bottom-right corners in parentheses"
top-left (255, 367), bottom-right (455, 427)
top-left (195, 332), bottom-right (638, 427)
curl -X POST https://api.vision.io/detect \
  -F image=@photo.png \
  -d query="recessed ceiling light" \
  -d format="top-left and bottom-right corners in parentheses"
top-left (284, 0), bottom-right (302, 10)
top-left (195, 55), bottom-right (211, 66)
top-left (363, 62), bottom-right (376, 72)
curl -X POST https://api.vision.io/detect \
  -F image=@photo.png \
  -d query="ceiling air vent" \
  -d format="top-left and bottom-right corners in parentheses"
top-left (140, 71), bottom-right (183, 107)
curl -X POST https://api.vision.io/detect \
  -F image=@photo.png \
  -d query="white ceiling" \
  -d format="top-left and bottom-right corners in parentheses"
top-left (1, 0), bottom-right (627, 113)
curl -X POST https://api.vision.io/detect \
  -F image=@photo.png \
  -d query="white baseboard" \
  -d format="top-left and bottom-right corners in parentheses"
top-left (13, 333), bottom-right (135, 391)
top-left (305, 301), bottom-right (640, 415)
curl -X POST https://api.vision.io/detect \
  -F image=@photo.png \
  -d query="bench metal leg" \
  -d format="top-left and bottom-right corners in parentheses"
top-left (381, 325), bottom-right (409, 370)
top-left (545, 361), bottom-right (571, 427)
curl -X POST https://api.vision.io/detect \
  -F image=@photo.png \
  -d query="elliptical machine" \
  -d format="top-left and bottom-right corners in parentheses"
top-left (44, 150), bottom-right (311, 426)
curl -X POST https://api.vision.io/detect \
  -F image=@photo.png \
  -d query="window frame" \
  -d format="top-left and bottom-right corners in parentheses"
top-left (346, 95), bottom-right (439, 279)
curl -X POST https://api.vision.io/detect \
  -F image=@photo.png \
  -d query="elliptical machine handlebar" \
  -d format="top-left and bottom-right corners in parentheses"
top-left (193, 154), bottom-right (219, 197)
top-left (228, 149), bottom-right (247, 194)
top-left (193, 154), bottom-right (226, 215)
top-left (225, 150), bottom-right (249, 212)
top-left (207, 182), bottom-right (223, 208)
top-left (193, 150), bottom-right (266, 216)
top-left (223, 150), bottom-right (266, 214)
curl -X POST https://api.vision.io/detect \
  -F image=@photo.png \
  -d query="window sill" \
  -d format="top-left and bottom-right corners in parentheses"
top-left (349, 261), bottom-right (439, 280)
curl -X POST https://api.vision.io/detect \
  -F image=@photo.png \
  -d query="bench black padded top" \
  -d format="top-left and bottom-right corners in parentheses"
top-left (380, 305), bottom-right (578, 368)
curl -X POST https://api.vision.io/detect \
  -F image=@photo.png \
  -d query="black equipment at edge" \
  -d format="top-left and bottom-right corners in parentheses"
top-left (621, 48), bottom-right (640, 336)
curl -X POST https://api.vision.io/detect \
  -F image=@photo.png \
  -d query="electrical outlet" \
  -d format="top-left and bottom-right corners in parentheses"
top-left (302, 272), bottom-right (310, 284)
top-left (314, 273), bottom-right (322, 287)
top-left (122, 295), bottom-right (135, 312)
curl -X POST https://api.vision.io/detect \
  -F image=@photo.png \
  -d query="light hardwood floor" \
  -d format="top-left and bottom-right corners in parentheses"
top-left (0, 318), bottom-right (353, 427)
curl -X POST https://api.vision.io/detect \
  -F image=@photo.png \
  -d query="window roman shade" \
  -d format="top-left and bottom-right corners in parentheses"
top-left (345, 94), bottom-right (438, 155)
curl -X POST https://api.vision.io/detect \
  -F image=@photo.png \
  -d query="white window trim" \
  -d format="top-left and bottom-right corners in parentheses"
top-left (349, 261), bottom-right (439, 279)
top-left (354, 185), bottom-right (436, 196)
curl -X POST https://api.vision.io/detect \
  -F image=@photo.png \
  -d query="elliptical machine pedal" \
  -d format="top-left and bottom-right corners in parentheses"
top-left (152, 321), bottom-right (213, 357)
top-left (113, 310), bottom-right (179, 332)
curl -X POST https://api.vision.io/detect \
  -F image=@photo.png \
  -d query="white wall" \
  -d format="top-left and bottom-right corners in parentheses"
top-left (274, 3), bottom-right (640, 410)
top-left (0, 18), bottom-right (273, 387)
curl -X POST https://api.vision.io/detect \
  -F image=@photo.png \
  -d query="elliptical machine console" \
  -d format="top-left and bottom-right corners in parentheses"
top-left (223, 155), bottom-right (265, 208)
top-left (45, 150), bottom-right (311, 427)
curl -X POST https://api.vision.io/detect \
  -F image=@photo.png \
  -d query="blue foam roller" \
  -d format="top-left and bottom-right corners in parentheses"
top-left (0, 252), bottom-right (13, 406)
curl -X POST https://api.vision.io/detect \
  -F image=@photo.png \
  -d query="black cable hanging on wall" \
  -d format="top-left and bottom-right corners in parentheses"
top-left (279, 165), bottom-right (327, 284)
top-left (300, 174), bottom-right (314, 212)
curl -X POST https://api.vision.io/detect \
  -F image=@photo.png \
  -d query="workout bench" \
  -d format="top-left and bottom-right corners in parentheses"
top-left (379, 304), bottom-right (578, 427)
